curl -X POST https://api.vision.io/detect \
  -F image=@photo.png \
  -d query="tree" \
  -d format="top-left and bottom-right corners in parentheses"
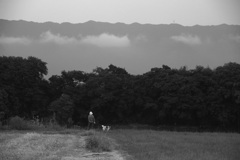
top-left (49, 94), bottom-right (74, 125)
top-left (0, 56), bottom-right (49, 118)
top-left (0, 89), bottom-right (8, 112)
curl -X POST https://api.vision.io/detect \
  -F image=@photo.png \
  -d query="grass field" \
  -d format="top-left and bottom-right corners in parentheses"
top-left (0, 130), bottom-right (123, 160)
top-left (0, 129), bottom-right (240, 160)
top-left (109, 129), bottom-right (240, 160)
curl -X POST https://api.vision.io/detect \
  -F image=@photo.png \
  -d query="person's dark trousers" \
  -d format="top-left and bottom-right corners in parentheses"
top-left (87, 122), bottom-right (94, 130)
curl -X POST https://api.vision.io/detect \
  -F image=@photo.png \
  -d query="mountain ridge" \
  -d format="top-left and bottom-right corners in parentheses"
top-left (0, 19), bottom-right (239, 77)
top-left (1, 19), bottom-right (239, 40)
top-left (1, 19), bottom-right (240, 26)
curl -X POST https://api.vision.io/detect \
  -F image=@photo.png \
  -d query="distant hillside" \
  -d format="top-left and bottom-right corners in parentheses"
top-left (1, 19), bottom-right (240, 40)
top-left (0, 19), bottom-right (240, 77)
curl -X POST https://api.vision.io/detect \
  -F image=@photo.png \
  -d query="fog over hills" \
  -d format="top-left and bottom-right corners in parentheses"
top-left (0, 19), bottom-right (239, 77)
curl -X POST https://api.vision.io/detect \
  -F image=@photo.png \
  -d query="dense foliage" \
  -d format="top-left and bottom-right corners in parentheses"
top-left (1, 56), bottom-right (240, 130)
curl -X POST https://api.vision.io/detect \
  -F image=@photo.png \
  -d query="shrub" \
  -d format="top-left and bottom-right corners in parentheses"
top-left (9, 116), bottom-right (30, 130)
top-left (85, 132), bottom-right (115, 152)
top-left (81, 130), bottom-right (95, 136)
top-left (46, 123), bottom-right (63, 131)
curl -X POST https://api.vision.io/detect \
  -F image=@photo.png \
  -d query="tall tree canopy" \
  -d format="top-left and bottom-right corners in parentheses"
top-left (1, 55), bottom-right (240, 130)
top-left (0, 56), bottom-right (49, 118)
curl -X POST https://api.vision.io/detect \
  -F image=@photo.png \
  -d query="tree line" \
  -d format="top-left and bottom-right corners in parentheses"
top-left (0, 56), bottom-right (240, 130)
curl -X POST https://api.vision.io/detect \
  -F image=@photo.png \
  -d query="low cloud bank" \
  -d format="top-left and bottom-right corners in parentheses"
top-left (81, 33), bottom-right (130, 47)
top-left (0, 31), bottom-right (131, 48)
top-left (1, 32), bottom-right (239, 47)
top-left (171, 34), bottom-right (202, 45)
top-left (40, 31), bottom-right (78, 44)
top-left (39, 31), bottom-right (130, 47)
top-left (0, 36), bottom-right (31, 45)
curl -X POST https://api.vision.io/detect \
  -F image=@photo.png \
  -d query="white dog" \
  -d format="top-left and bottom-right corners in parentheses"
top-left (102, 125), bottom-right (111, 131)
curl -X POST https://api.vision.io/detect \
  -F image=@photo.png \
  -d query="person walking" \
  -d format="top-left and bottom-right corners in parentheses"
top-left (87, 111), bottom-right (95, 130)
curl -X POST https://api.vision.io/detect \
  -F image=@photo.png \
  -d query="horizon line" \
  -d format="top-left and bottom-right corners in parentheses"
top-left (1, 19), bottom-right (240, 27)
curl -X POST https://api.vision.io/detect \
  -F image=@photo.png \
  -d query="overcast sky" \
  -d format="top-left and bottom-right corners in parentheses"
top-left (0, 0), bottom-right (240, 25)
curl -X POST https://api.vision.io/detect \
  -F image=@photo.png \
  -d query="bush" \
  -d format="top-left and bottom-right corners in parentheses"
top-left (9, 116), bottom-right (31, 130)
top-left (81, 130), bottom-right (95, 136)
top-left (85, 132), bottom-right (115, 152)
top-left (48, 124), bottom-right (64, 131)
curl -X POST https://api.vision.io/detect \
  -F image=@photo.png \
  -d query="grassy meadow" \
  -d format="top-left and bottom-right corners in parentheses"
top-left (0, 131), bottom-right (84, 160)
top-left (0, 129), bottom-right (122, 160)
top-left (0, 128), bottom-right (240, 160)
top-left (109, 129), bottom-right (240, 160)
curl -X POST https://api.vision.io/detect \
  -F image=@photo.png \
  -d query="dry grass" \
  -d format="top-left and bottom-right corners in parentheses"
top-left (0, 131), bottom-right (84, 160)
top-left (109, 129), bottom-right (240, 160)
top-left (0, 130), bottom-right (124, 160)
top-left (85, 131), bottom-right (116, 152)
top-left (2, 128), bottom-right (239, 160)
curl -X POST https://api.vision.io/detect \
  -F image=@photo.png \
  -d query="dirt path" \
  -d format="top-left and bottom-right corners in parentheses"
top-left (59, 135), bottom-right (125, 160)
top-left (63, 151), bottom-right (124, 160)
